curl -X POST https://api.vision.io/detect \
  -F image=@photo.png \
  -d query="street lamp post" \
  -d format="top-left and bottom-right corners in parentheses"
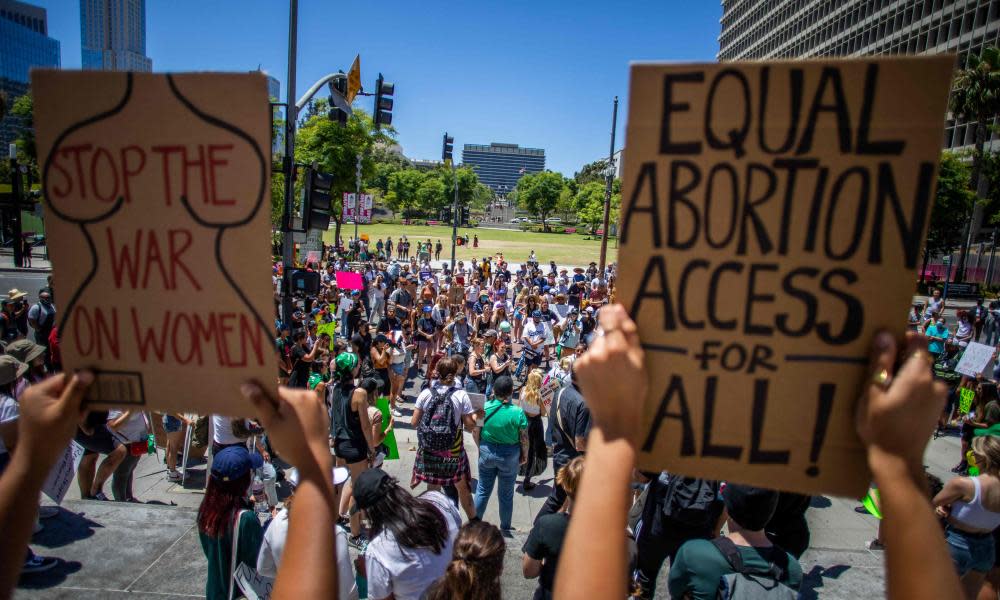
top-left (598, 96), bottom-right (619, 274)
top-left (280, 0), bottom-right (299, 326)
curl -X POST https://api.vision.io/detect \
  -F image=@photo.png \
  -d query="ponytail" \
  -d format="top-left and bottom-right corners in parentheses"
top-left (424, 521), bottom-right (504, 600)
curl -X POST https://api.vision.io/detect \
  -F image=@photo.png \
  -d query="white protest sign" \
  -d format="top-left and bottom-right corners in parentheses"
top-left (42, 441), bottom-right (85, 504)
top-left (468, 393), bottom-right (487, 411)
top-left (234, 563), bottom-right (273, 600)
top-left (957, 342), bottom-right (995, 378)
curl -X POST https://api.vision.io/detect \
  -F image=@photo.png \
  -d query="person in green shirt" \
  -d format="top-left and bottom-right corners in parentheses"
top-left (473, 375), bottom-right (528, 531)
top-left (197, 446), bottom-right (265, 600)
top-left (668, 484), bottom-right (802, 599)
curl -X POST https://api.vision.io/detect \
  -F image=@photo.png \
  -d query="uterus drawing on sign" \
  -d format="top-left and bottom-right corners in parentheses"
top-left (41, 73), bottom-right (271, 368)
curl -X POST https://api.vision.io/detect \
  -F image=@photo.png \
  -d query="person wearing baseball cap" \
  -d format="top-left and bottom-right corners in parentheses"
top-left (197, 445), bottom-right (264, 600)
top-left (354, 468), bottom-right (461, 600)
top-left (668, 484), bottom-right (802, 599)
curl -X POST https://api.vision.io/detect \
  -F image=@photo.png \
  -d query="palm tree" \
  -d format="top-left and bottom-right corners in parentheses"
top-left (951, 46), bottom-right (1000, 282)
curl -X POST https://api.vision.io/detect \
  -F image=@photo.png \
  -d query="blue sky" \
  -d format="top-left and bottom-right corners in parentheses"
top-left (34, 0), bottom-right (721, 175)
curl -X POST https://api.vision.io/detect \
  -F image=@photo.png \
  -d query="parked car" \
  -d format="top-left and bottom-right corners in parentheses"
top-left (544, 217), bottom-right (562, 223)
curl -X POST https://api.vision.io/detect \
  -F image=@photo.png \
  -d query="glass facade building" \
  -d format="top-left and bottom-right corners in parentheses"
top-left (81, 0), bottom-right (151, 72)
top-left (717, 0), bottom-right (1000, 151)
top-left (0, 0), bottom-right (60, 147)
top-left (461, 142), bottom-right (545, 194)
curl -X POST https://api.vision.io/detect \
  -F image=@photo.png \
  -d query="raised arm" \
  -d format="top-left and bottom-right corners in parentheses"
top-left (242, 383), bottom-right (338, 600)
top-left (856, 332), bottom-right (961, 600)
top-left (554, 305), bottom-right (645, 600)
top-left (0, 372), bottom-right (92, 598)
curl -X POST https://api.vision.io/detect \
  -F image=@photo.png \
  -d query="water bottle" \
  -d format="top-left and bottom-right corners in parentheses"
top-left (252, 474), bottom-right (267, 514)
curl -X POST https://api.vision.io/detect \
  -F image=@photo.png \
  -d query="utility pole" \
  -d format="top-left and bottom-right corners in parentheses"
top-left (354, 153), bottom-right (362, 243)
top-left (598, 96), bottom-right (619, 274)
top-left (280, 0), bottom-right (298, 326)
top-left (7, 144), bottom-right (23, 268)
top-left (442, 133), bottom-right (456, 269)
top-left (988, 229), bottom-right (998, 287)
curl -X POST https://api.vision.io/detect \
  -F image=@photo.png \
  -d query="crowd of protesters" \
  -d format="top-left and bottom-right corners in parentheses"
top-left (0, 230), bottom-right (992, 600)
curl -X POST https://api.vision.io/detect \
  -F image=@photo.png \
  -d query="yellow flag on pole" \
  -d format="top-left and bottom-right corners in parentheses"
top-left (347, 55), bottom-right (361, 103)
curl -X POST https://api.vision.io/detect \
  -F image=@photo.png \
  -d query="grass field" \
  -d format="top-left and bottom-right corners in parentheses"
top-left (323, 223), bottom-right (617, 266)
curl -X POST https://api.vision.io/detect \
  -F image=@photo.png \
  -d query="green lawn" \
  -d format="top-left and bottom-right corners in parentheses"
top-left (323, 223), bottom-right (617, 265)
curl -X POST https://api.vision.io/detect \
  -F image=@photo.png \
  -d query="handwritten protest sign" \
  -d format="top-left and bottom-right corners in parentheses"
top-left (43, 441), bottom-right (85, 504)
top-left (956, 342), bottom-right (994, 378)
top-left (618, 57), bottom-right (954, 496)
top-left (32, 71), bottom-right (276, 413)
top-left (336, 271), bottom-right (364, 290)
top-left (234, 563), bottom-right (273, 600)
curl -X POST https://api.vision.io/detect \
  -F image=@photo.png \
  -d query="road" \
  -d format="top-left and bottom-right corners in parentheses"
top-left (0, 271), bottom-right (50, 307)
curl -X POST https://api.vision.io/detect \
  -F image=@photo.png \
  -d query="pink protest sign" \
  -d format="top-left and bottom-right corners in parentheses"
top-left (336, 271), bottom-right (364, 290)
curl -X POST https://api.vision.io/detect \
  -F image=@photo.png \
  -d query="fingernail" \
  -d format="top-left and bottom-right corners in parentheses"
top-left (76, 370), bottom-right (94, 385)
top-left (874, 332), bottom-right (893, 351)
top-left (240, 382), bottom-right (261, 398)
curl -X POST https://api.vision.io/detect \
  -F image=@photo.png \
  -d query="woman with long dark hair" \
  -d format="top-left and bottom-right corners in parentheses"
top-left (197, 446), bottom-right (263, 600)
top-left (425, 521), bottom-right (505, 600)
top-left (329, 353), bottom-right (378, 550)
top-left (354, 468), bottom-right (461, 600)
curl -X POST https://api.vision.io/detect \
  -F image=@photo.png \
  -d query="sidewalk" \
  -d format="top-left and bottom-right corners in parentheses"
top-left (0, 247), bottom-right (51, 272)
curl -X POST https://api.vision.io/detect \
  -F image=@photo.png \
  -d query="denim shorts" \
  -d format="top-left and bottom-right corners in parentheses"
top-left (947, 525), bottom-right (995, 575)
top-left (390, 362), bottom-right (405, 376)
top-left (162, 415), bottom-right (183, 433)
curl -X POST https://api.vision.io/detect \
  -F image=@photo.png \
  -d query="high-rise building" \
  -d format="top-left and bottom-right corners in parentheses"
top-left (717, 0), bottom-right (1000, 150)
top-left (0, 0), bottom-right (60, 147)
top-left (461, 142), bottom-right (545, 194)
top-left (80, 0), bottom-right (151, 72)
top-left (265, 74), bottom-right (280, 101)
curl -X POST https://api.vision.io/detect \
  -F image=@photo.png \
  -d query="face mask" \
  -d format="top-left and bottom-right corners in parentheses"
top-left (40, 298), bottom-right (51, 306)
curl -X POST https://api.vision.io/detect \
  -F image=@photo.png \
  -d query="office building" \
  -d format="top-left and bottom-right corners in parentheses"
top-left (717, 0), bottom-right (1000, 150)
top-left (81, 0), bottom-right (151, 72)
top-left (410, 159), bottom-right (444, 171)
top-left (461, 142), bottom-right (545, 194)
top-left (265, 74), bottom-right (279, 101)
top-left (0, 0), bottom-right (60, 147)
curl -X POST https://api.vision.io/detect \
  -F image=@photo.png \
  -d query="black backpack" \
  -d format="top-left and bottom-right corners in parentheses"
top-left (417, 387), bottom-right (459, 452)
top-left (660, 474), bottom-right (722, 530)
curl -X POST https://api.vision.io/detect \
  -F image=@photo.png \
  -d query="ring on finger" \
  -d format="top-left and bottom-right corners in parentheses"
top-left (871, 368), bottom-right (892, 389)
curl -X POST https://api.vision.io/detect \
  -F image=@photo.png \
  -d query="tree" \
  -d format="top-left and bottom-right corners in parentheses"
top-left (294, 101), bottom-right (396, 243)
top-left (574, 179), bottom-right (621, 230)
top-left (574, 159), bottom-right (610, 185)
top-left (924, 152), bottom-right (976, 283)
top-left (385, 168), bottom-right (425, 217)
top-left (517, 171), bottom-right (565, 231)
top-left (950, 46), bottom-right (1000, 281)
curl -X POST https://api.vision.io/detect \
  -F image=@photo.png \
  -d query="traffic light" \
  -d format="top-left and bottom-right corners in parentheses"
top-left (302, 168), bottom-right (333, 231)
top-left (373, 73), bottom-right (394, 128)
top-left (331, 71), bottom-right (347, 96)
top-left (330, 106), bottom-right (349, 127)
top-left (461, 206), bottom-right (470, 226)
top-left (442, 133), bottom-right (454, 162)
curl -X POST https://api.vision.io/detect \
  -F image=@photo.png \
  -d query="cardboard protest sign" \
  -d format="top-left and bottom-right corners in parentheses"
top-left (618, 57), bottom-right (954, 496)
top-left (956, 342), bottom-right (994, 378)
top-left (32, 71), bottom-right (276, 414)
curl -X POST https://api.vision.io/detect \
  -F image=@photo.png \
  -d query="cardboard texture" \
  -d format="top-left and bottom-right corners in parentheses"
top-left (32, 71), bottom-right (277, 414)
top-left (618, 57), bottom-right (954, 496)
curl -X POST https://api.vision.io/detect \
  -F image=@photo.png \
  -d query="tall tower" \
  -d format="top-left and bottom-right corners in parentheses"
top-left (80, 0), bottom-right (152, 72)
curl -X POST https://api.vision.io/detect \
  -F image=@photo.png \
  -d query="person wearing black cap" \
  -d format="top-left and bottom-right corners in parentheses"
top-left (667, 484), bottom-right (802, 598)
top-left (197, 446), bottom-right (264, 600)
top-left (356, 468), bottom-right (462, 600)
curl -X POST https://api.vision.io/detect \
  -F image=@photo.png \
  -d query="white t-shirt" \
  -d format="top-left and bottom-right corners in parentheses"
top-left (415, 384), bottom-right (475, 427)
top-left (365, 491), bottom-right (462, 600)
top-left (0, 393), bottom-right (18, 455)
top-left (108, 410), bottom-right (148, 443)
top-left (212, 415), bottom-right (246, 446)
top-left (465, 285), bottom-right (479, 302)
top-left (257, 509), bottom-right (358, 599)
